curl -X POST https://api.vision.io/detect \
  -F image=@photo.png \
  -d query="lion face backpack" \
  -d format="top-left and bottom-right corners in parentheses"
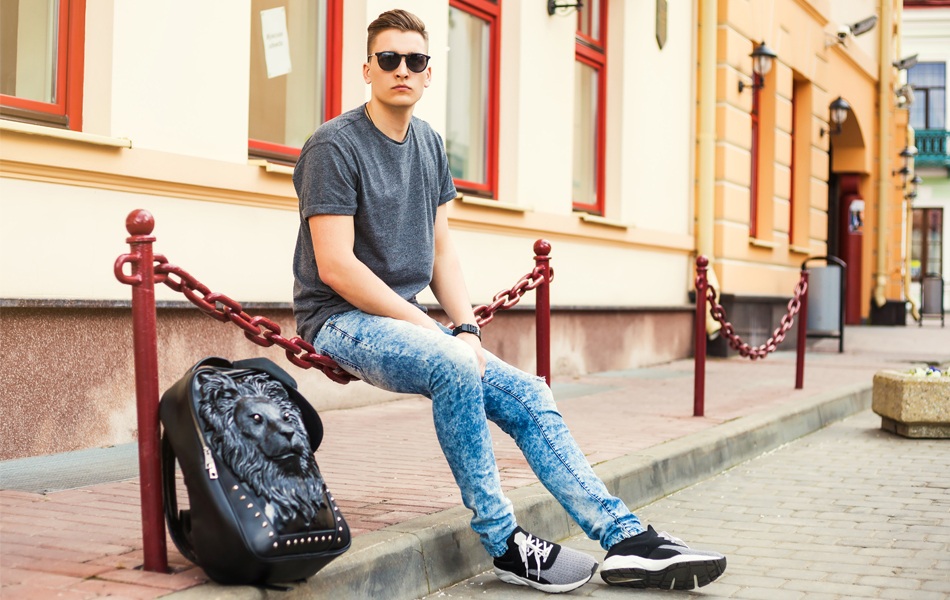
top-left (160, 356), bottom-right (350, 585)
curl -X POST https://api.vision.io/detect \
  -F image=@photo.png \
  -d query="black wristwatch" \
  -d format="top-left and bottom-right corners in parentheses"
top-left (452, 323), bottom-right (481, 340)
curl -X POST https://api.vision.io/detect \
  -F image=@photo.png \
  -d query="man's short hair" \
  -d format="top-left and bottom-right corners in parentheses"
top-left (367, 9), bottom-right (428, 55)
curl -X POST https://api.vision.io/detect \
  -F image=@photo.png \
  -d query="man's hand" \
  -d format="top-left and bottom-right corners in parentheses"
top-left (456, 332), bottom-right (487, 377)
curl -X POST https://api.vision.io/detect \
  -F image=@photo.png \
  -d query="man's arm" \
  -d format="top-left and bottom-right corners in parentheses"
top-left (309, 214), bottom-right (440, 331)
top-left (430, 203), bottom-right (486, 374)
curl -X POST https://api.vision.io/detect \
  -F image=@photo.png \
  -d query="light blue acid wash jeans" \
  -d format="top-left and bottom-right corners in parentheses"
top-left (315, 309), bottom-right (643, 557)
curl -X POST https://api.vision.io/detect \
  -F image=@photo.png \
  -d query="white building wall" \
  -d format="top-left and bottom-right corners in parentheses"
top-left (613, 0), bottom-right (695, 235)
top-left (1, 0), bottom-right (699, 308)
top-left (902, 5), bottom-right (950, 313)
top-left (0, 179), bottom-right (298, 302)
top-left (110, 1), bottom-right (251, 164)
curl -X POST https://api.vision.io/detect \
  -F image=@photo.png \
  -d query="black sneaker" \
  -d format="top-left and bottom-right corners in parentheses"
top-left (600, 525), bottom-right (726, 590)
top-left (493, 527), bottom-right (598, 593)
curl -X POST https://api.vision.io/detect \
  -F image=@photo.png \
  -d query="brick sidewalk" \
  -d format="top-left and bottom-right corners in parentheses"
top-left (1, 325), bottom-right (947, 599)
top-left (425, 409), bottom-right (950, 599)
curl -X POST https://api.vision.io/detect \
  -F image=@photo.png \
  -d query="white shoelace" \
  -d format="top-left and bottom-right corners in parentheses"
top-left (516, 532), bottom-right (553, 580)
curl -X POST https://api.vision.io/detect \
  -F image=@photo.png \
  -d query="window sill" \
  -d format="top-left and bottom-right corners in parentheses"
top-left (249, 159), bottom-right (294, 176)
top-left (749, 237), bottom-right (778, 249)
top-left (457, 194), bottom-right (527, 213)
top-left (789, 244), bottom-right (812, 255)
top-left (578, 214), bottom-right (629, 230)
top-left (0, 119), bottom-right (131, 148)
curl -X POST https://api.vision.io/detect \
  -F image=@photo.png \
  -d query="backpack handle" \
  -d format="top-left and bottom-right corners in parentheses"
top-left (162, 430), bottom-right (197, 563)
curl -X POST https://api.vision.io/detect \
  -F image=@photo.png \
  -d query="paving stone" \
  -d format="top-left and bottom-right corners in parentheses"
top-left (424, 409), bottom-right (950, 599)
top-left (5, 326), bottom-right (949, 600)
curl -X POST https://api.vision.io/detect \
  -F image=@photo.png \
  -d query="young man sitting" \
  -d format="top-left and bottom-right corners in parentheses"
top-left (292, 8), bottom-right (727, 593)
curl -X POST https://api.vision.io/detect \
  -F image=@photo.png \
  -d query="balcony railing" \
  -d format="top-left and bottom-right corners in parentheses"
top-left (915, 129), bottom-right (950, 168)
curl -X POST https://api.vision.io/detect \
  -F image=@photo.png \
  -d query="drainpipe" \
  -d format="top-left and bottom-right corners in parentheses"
top-left (895, 3), bottom-right (921, 322)
top-left (698, 0), bottom-right (721, 336)
top-left (873, 0), bottom-right (893, 308)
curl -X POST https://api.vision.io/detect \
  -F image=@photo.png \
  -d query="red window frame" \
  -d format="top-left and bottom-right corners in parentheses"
top-left (448, 0), bottom-right (501, 197)
top-left (573, 0), bottom-right (607, 215)
top-left (247, 0), bottom-right (343, 161)
top-left (0, 0), bottom-right (86, 131)
top-left (749, 73), bottom-right (762, 238)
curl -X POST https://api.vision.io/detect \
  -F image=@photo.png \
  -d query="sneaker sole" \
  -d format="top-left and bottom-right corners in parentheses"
top-left (494, 564), bottom-right (598, 594)
top-left (600, 556), bottom-right (726, 590)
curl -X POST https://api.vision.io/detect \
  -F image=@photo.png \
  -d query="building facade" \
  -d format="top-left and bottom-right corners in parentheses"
top-left (901, 0), bottom-right (949, 318)
top-left (699, 0), bottom-right (914, 352)
top-left (0, 0), bottom-right (911, 459)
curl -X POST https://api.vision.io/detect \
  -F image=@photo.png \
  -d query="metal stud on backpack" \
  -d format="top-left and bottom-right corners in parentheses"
top-left (160, 356), bottom-right (350, 585)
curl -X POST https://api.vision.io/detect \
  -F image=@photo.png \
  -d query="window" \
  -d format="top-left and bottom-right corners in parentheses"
top-left (908, 62), bottom-right (946, 130)
top-left (0, 0), bottom-right (85, 130)
top-left (749, 72), bottom-right (762, 238)
top-left (748, 59), bottom-right (777, 241)
top-left (788, 76), bottom-right (813, 250)
top-left (912, 208), bottom-right (943, 281)
top-left (573, 0), bottom-right (607, 214)
top-left (447, 0), bottom-right (499, 196)
top-left (248, 0), bottom-right (342, 161)
top-left (789, 80), bottom-right (800, 245)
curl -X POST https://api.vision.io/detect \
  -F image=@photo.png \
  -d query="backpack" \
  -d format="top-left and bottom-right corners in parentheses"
top-left (160, 356), bottom-right (350, 585)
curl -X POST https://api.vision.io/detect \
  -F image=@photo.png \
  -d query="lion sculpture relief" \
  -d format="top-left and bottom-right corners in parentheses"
top-left (196, 369), bottom-right (327, 534)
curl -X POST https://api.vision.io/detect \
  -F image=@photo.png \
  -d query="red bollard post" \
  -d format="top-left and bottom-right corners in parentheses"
top-left (694, 256), bottom-right (709, 417)
top-left (534, 240), bottom-right (552, 386)
top-left (123, 210), bottom-right (169, 573)
top-left (795, 270), bottom-right (809, 390)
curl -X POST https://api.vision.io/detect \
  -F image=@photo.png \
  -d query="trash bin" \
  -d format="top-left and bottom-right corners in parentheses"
top-left (920, 275), bottom-right (945, 327)
top-left (801, 256), bottom-right (846, 352)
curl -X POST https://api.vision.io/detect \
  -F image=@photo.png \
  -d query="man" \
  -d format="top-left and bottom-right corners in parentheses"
top-left (293, 8), bottom-right (726, 593)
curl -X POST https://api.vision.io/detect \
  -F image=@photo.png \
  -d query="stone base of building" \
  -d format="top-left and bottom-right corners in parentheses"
top-left (1, 303), bottom-right (692, 460)
top-left (872, 370), bottom-right (950, 439)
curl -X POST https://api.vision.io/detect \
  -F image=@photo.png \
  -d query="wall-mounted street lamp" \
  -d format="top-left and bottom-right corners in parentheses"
top-left (547, 0), bottom-right (582, 15)
top-left (738, 42), bottom-right (778, 93)
top-left (906, 174), bottom-right (922, 200)
top-left (893, 145), bottom-right (918, 187)
top-left (820, 96), bottom-right (851, 137)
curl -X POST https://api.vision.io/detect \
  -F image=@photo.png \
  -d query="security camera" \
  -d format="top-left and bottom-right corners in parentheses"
top-left (836, 25), bottom-right (851, 42)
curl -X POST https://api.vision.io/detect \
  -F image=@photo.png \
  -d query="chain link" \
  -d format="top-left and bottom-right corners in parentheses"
top-left (703, 274), bottom-right (808, 360)
top-left (471, 265), bottom-right (551, 327)
top-left (150, 259), bottom-right (357, 384)
top-left (122, 256), bottom-right (551, 384)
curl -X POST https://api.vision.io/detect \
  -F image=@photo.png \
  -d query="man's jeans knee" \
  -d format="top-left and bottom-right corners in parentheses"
top-left (315, 310), bottom-right (641, 555)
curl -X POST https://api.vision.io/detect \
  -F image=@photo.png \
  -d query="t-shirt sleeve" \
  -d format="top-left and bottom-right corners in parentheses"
top-left (295, 138), bottom-right (359, 219)
top-left (435, 133), bottom-right (458, 206)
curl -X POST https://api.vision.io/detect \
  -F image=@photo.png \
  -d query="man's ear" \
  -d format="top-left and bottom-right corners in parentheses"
top-left (423, 67), bottom-right (431, 88)
top-left (363, 62), bottom-right (372, 84)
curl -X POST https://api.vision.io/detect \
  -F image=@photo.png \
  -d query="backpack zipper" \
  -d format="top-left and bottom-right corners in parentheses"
top-left (189, 405), bottom-right (218, 480)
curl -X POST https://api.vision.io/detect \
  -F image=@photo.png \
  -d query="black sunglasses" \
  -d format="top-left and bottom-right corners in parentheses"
top-left (368, 51), bottom-right (431, 73)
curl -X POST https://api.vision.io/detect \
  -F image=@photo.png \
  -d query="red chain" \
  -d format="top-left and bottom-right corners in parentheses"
top-left (701, 273), bottom-right (808, 360)
top-left (133, 257), bottom-right (550, 382)
top-left (471, 265), bottom-right (551, 327)
top-left (153, 259), bottom-right (357, 384)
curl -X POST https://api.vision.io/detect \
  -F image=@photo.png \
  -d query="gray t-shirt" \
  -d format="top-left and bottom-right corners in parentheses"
top-left (292, 104), bottom-right (458, 344)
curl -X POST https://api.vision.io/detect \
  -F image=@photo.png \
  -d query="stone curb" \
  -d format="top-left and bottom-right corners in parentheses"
top-left (165, 383), bottom-right (872, 600)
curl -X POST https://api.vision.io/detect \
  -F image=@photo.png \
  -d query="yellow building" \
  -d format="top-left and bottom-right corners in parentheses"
top-left (698, 0), bottom-right (912, 354)
top-left (0, 0), bottom-right (911, 459)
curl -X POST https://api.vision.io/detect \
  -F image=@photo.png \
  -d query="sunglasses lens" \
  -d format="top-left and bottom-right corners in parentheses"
top-left (377, 52), bottom-right (401, 71)
top-left (406, 54), bottom-right (428, 72)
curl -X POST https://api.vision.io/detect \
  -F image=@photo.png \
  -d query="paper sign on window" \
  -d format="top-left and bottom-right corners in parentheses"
top-left (260, 7), bottom-right (292, 78)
